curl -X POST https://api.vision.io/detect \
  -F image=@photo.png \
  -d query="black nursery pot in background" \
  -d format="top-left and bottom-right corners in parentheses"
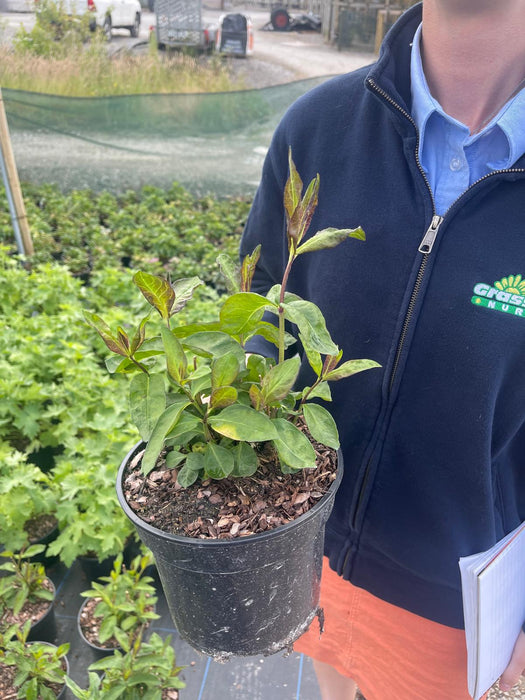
top-left (27, 579), bottom-right (57, 643)
top-left (116, 442), bottom-right (343, 659)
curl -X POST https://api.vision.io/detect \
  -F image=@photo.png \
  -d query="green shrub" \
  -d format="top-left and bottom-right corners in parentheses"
top-left (1, 183), bottom-right (251, 293)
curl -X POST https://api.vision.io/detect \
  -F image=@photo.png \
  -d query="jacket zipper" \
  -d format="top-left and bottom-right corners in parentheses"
top-left (347, 78), bottom-right (525, 538)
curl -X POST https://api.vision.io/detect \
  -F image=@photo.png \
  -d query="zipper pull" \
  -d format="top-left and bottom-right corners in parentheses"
top-left (418, 215), bottom-right (444, 254)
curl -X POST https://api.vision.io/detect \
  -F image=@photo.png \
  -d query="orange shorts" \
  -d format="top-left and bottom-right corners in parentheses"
top-left (294, 558), bottom-right (487, 700)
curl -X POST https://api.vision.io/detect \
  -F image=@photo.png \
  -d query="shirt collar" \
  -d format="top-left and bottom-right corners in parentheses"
top-left (410, 22), bottom-right (525, 168)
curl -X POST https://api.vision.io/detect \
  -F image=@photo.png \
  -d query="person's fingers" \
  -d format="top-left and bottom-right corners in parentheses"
top-left (499, 630), bottom-right (525, 691)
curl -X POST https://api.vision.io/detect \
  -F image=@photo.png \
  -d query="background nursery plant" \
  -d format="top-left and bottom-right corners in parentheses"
top-left (0, 547), bottom-right (55, 639)
top-left (78, 552), bottom-right (159, 652)
top-left (0, 623), bottom-right (69, 700)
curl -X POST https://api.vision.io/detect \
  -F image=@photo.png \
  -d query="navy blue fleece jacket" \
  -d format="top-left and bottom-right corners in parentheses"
top-left (239, 2), bottom-right (525, 628)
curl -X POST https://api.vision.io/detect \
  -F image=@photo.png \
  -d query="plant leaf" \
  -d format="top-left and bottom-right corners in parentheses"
top-left (209, 386), bottom-right (238, 411)
top-left (261, 356), bottom-right (300, 405)
top-left (204, 443), bottom-right (235, 479)
top-left (271, 418), bottom-right (316, 470)
top-left (216, 253), bottom-right (241, 294)
top-left (211, 354), bottom-right (239, 390)
top-left (303, 343), bottom-right (322, 376)
top-left (183, 331), bottom-right (246, 365)
top-left (324, 358), bottom-right (381, 381)
top-left (219, 293), bottom-right (276, 335)
top-left (240, 244), bottom-right (261, 292)
top-left (133, 271), bottom-right (175, 322)
top-left (84, 311), bottom-right (127, 356)
top-left (166, 411), bottom-right (204, 445)
top-left (161, 326), bottom-right (187, 383)
top-left (302, 381), bottom-right (332, 402)
top-left (283, 299), bottom-right (339, 355)
top-left (296, 226), bottom-right (366, 255)
top-left (250, 321), bottom-right (296, 349)
top-left (171, 277), bottom-right (204, 314)
top-left (296, 173), bottom-right (319, 243)
top-left (284, 147), bottom-right (303, 225)
top-left (208, 405), bottom-right (278, 441)
top-left (129, 373), bottom-right (166, 442)
top-left (302, 403), bottom-right (339, 449)
top-left (129, 315), bottom-right (149, 355)
top-left (165, 450), bottom-right (185, 468)
top-left (141, 396), bottom-right (191, 474)
top-left (232, 441), bottom-right (259, 477)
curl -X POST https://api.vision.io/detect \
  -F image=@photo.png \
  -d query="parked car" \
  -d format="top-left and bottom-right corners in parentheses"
top-left (63, 0), bottom-right (142, 39)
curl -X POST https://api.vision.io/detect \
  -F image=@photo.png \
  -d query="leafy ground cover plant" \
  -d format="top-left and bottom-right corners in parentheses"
top-left (0, 547), bottom-right (55, 632)
top-left (0, 623), bottom-right (69, 700)
top-left (87, 151), bottom-right (380, 536)
top-left (46, 460), bottom-right (135, 568)
top-left (78, 552), bottom-right (159, 650)
top-left (66, 630), bottom-right (184, 700)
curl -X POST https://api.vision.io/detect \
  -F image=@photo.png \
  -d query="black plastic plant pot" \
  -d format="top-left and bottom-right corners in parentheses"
top-left (77, 598), bottom-right (123, 659)
top-left (29, 519), bottom-right (60, 569)
top-left (27, 579), bottom-right (57, 643)
top-left (116, 441), bottom-right (343, 659)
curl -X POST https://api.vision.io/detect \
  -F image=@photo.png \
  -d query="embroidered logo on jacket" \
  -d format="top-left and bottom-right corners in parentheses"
top-left (471, 275), bottom-right (525, 319)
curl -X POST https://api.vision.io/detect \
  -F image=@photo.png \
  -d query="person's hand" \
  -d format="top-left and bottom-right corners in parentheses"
top-left (499, 629), bottom-right (525, 691)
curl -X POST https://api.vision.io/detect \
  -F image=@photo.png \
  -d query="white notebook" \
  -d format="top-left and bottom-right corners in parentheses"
top-left (459, 521), bottom-right (525, 700)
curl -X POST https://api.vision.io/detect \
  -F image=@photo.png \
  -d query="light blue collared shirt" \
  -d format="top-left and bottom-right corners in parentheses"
top-left (410, 23), bottom-right (525, 215)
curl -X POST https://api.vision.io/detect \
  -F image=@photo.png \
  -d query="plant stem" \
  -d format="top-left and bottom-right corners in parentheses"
top-left (130, 356), bottom-right (149, 374)
top-left (299, 377), bottom-right (322, 406)
top-left (278, 253), bottom-right (295, 364)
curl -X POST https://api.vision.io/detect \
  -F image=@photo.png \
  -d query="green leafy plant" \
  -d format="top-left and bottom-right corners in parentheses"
top-left (0, 622), bottom-right (69, 700)
top-left (0, 547), bottom-right (54, 629)
top-left (86, 151), bottom-right (380, 487)
top-left (65, 630), bottom-right (185, 699)
top-left (13, 0), bottom-right (100, 59)
top-left (46, 460), bottom-right (135, 567)
top-left (0, 445), bottom-right (58, 552)
top-left (79, 552), bottom-right (159, 649)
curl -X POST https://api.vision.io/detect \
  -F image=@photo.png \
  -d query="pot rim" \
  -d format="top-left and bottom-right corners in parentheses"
top-left (76, 597), bottom-right (123, 653)
top-left (116, 440), bottom-right (343, 547)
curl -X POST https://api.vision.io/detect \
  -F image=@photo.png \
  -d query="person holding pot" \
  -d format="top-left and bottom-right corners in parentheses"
top-left (240, 0), bottom-right (525, 698)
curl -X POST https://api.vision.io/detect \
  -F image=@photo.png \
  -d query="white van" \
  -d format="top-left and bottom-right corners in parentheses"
top-left (64, 0), bottom-right (142, 39)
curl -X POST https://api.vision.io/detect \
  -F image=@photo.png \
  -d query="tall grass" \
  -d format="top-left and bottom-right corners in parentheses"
top-left (0, 45), bottom-right (243, 96)
top-left (0, 0), bottom-right (243, 96)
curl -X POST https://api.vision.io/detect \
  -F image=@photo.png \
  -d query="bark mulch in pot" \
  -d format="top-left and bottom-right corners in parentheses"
top-left (123, 438), bottom-right (337, 539)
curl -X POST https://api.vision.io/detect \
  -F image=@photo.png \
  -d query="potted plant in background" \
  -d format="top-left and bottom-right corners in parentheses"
top-left (0, 622), bottom-right (69, 700)
top-left (77, 551), bottom-right (159, 656)
top-left (0, 446), bottom-right (59, 559)
top-left (86, 152), bottom-right (380, 658)
top-left (0, 546), bottom-right (57, 643)
top-left (66, 630), bottom-right (185, 699)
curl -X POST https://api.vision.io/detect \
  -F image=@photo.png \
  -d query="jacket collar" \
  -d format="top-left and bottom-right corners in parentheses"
top-left (366, 2), bottom-right (422, 118)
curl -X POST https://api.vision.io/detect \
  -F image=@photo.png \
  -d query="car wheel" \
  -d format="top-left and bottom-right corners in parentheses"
top-left (270, 7), bottom-right (291, 31)
top-left (103, 16), bottom-right (112, 40)
top-left (130, 13), bottom-right (140, 37)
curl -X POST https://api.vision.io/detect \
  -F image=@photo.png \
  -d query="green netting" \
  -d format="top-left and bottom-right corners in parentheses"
top-left (3, 77), bottom-right (330, 196)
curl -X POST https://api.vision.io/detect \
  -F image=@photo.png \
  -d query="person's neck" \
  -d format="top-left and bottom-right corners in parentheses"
top-left (421, 0), bottom-right (525, 134)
